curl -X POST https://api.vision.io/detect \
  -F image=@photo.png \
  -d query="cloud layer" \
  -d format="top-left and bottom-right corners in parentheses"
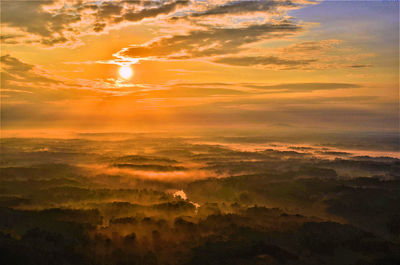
top-left (1, 0), bottom-right (191, 46)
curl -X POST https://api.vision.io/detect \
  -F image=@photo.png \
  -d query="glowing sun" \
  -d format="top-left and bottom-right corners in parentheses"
top-left (119, 65), bottom-right (133, 79)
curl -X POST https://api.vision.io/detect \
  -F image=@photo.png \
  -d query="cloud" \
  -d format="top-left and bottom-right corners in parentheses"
top-left (1, 0), bottom-right (371, 73)
top-left (0, 34), bottom-right (24, 44)
top-left (281, 39), bottom-right (343, 53)
top-left (111, 2), bottom-right (370, 70)
top-left (166, 82), bottom-right (362, 95)
top-left (0, 0), bottom-right (191, 46)
top-left (1, 55), bottom-right (147, 99)
top-left (119, 21), bottom-right (301, 59)
top-left (112, 163), bottom-right (187, 172)
top-left (1, 55), bottom-right (60, 90)
top-left (118, 30), bottom-right (370, 70)
top-left (97, 1), bottom-right (124, 18)
top-left (110, 1), bottom-right (319, 66)
top-left (183, 0), bottom-right (298, 18)
top-left (122, 0), bottom-right (190, 22)
top-left (1, 55), bottom-right (34, 72)
top-left (167, 0), bottom-right (310, 30)
top-left (270, 39), bottom-right (374, 70)
top-left (0, 55), bottom-right (123, 103)
top-left (347, 64), bottom-right (372, 68)
top-left (1, 0), bottom-right (80, 45)
top-left (143, 85), bottom-right (248, 98)
top-left (246, 83), bottom-right (362, 91)
top-left (213, 56), bottom-right (316, 68)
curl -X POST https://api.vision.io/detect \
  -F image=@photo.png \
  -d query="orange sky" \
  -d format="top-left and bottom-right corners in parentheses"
top-left (1, 0), bottom-right (398, 134)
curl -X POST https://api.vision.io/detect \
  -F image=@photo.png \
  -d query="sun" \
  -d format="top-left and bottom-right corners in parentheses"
top-left (119, 65), bottom-right (133, 79)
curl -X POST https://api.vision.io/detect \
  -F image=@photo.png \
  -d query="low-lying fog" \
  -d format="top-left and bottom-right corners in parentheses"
top-left (1, 132), bottom-right (399, 265)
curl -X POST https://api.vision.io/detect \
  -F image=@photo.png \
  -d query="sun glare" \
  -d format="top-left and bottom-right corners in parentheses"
top-left (119, 65), bottom-right (133, 79)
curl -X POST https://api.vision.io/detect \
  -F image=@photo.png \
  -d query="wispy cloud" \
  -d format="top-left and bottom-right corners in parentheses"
top-left (118, 21), bottom-right (301, 59)
top-left (213, 56), bottom-right (316, 68)
top-left (0, 0), bottom-right (191, 46)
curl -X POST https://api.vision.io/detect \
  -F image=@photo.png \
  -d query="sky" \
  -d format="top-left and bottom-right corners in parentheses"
top-left (1, 0), bottom-right (399, 134)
